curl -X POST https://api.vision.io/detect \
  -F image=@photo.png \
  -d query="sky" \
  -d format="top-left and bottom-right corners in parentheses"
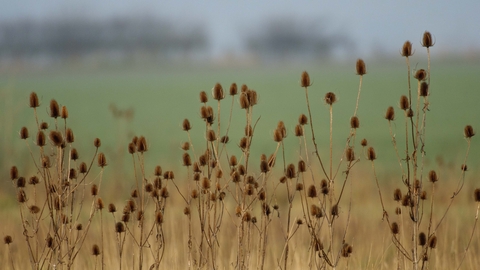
top-left (1, 0), bottom-right (479, 58)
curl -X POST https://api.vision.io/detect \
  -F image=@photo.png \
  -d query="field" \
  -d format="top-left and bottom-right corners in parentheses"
top-left (1, 51), bottom-right (480, 269)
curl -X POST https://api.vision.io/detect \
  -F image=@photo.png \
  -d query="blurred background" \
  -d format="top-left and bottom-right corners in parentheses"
top-left (1, 0), bottom-right (480, 183)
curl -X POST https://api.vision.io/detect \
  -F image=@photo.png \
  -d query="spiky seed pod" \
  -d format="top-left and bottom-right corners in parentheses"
top-left (108, 203), bottom-right (116, 213)
top-left (402, 194), bottom-right (410, 207)
top-left (414, 69), bottom-right (427, 81)
top-left (307, 185), bottom-right (317, 198)
top-left (97, 152), bottom-right (107, 167)
top-left (286, 163), bottom-right (296, 179)
top-left (464, 125), bottom-right (475, 138)
top-left (367, 147), bottom-right (376, 160)
top-left (69, 168), bottom-right (77, 179)
top-left (183, 206), bottom-right (191, 216)
top-left (395, 207), bottom-right (402, 215)
top-left (428, 170), bottom-right (438, 183)
top-left (238, 164), bottom-right (246, 175)
top-left (394, 188), bottom-right (402, 201)
top-left (127, 199), bottom-right (136, 212)
top-left (96, 198), bottom-right (104, 210)
top-left (279, 176), bottom-right (287, 184)
top-left (262, 203), bottom-right (271, 216)
top-left (324, 92), bottom-right (337, 105)
top-left (273, 129), bottom-right (283, 142)
top-left (213, 83), bottom-right (224, 100)
top-left (240, 84), bottom-right (248, 93)
top-left (40, 122), bottom-right (49, 130)
top-left (400, 95), bottom-right (409, 110)
top-left (242, 211), bottom-right (252, 222)
top-left (36, 131), bottom-right (46, 146)
top-left (70, 148), bottom-right (79, 160)
top-left (193, 172), bottom-right (201, 181)
top-left (310, 205), bottom-right (322, 218)
top-left (356, 59), bottom-right (366, 75)
top-left (260, 160), bottom-right (269, 173)
top-left (46, 236), bottom-right (54, 248)
top-left (91, 184), bottom-right (98, 196)
top-left (131, 136), bottom-right (138, 145)
top-left (422, 31), bottom-right (434, 48)
top-left (420, 82), bottom-right (429, 97)
top-left (230, 83), bottom-right (238, 96)
top-left (219, 191), bottom-right (226, 201)
top-left (220, 135), bottom-right (229, 144)
top-left (49, 99), bottom-right (60, 118)
top-left (29, 205), bottom-right (40, 214)
top-left (76, 223), bottom-right (83, 231)
top-left (199, 91), bottom-right (208, 103)
top-left (61, 106), bottom-right (68, 119)
top-left (215, 169), bottom-right (223, 179)
top-left (191, 189), bottom-right (199, 199)
top-left (350, 116), bottom-right (360, 129)
top-left (295, 124), bottom-right (303, 137)
top-left (341, 244), bottom-right (350, 257)
top-left (206, 130), bottom-right (216, 142)
top-left (247, 175), bottom-right (255, 184)
top-left (181, 142), bottom-right (190, 151)
top-left (94, 138), bottom-right (101, 148)
top-left (10, 166), bottom-right (18, 180)
top-left (136, 136), bottom-right (148, 152)
top-left (121, 213), bottom-right (130, 223)
top-left (361, 138), bottom-right (368, 147)
top-left (461, 164), bottom-right (468, 171)
top-left (143, 183), bottom-right (153, 193)
top-left (428, 235), bottom-right (437, 248)
top-left (201, 177), bottom-right (210, 190)
top-left (183, 153), bottom-right (192, 167)
top-left (131, 189), bottom-right (139, 198)
top-left (92, 244), bottom-right (101, 256)
top-left (407, 109), bottom-right (414, 118)
top-left (474, 188), bottom-right (480, 202)
top-left (245, 124), bottom-right (253, 137)
top-left (29, 92), bottom-right (39, 108)
top-left (273, 204), bottom-right (279, 210)
top-left (346, 147), bottom-right (355, 162)
top-left (127, 142), bottom-right (136, 154)
top-left (298, 114), bottom-right (308, 126)
top-left (419, 232), bottom-right (427, 246)
top-left (115, 222), bottom-right (125, 233)
top-left (20, 126), bottom-right (29, 140)
top-left (49, 131), bottom-right (63, 146)
top-left (420, 191), bottom-right (427, 200)
top-left (239, 137), bottom-right (249, 150)
top-left (239, 93), bottom-right (250, 109)
top-left (182, 119), bottom-right (192, 131)
top-left (42, 156), bottom-right (50, 168)
top-left (16, 177), bottom-right (26, 188)
top-left (301, 71), bottom-right (311, 87)
top-left (29, 176), bottom-right (39, 185)
top-left (295, 218), bottom-right (303, 225)
top-left (401, 41), bottom-right (413, 57)
top-left (229, 155), bottom-right (238, 167)
top-left (155, 211), bottom-right (163, 224)
top-left (160, 187), bottom-right (169, 198)
top-left (64, 128), bottom-right (74, 143)
top-left (385, 106), bottom-right (395, 121)
top-left (296, 183), bottom-right (304, 191)
top-left (391, 222), bottom-right (400, 234)
top-left (247, 90), bottom-right (258, 106)
top-left (17, 190), bottom-right (27, 203)
top-left (298, 160), bottom-right (306, 173)
top-left (79, 162), bottom-right (87, 174)
top-left (331, 204), bottom-right (339, 216)
top-left (235, 205), bottom-right (242, 217)
top-left (258, 189), bottom-right (266, 201)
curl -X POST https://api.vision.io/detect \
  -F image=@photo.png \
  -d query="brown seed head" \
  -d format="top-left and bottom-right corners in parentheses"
top-left (414, 69), bottom-right (427, 81)
top-left (420, 191), bottom-right (427, 200)
top-left (121, 213), bottom-right (130, 223)
top-left (286, 163), bottom-right (296, 179)
top-left (229, 83), bottom-right (238, 96)
top-left (115, 222), bottom-right (125, 233)
top-left (91, 184), bottom-right (98, 196)
top-left (245, 124), bottom-right (253, 137)
top-left (229, 155), bottom-right (238, 167)
top-left (201, 177), bottom-right (211, 190)
top-left (295, 218), bottom-right (303, 225)
top-left (29, 92), bottom-right (39, 108)
top-left (40, 122), bottom-right (49, 130)
top-left (296, 183), bottom-right (304, 191)
top-left (131, 188), bottom-right (139, 197)
top-left (279, 176), bottom-right (287, 184)
top-left (182, 119), bottom-right (191, 131)
top-left (97, 152), bottom-right (107, 167)
top-left (324, 92), bottom-right (337, 105)
top-left (273, 129), bottom-right (283, 142)
top-left (92, 244), bottom-right (101, 256)
top-left (136, 136), bottom-right (148, 152)
top-left (220, 135), bottom-right (229, 144)
top-left (385, 106), bottom-right (395, 121)
top-left (61, 106), bottom-right (68, 119)
top-left (464, 125), bottom-right (475, 138)
top-left (350, 116), bottom-right (360, 129)
top-left (307, 185), bottom-right (317, 198)
top-left (183, 153), bottom-right (192, 167)
top-left (79, 162), bottom-right (87, 174)
top-left (10, 166), bottom-right (19, 180)
top-left (42, 156), bottom-right (51, 168)
top-left (400, 95), bottom-right (409, 110)
top-left (36, 131), bottom-right (46, 146)
top-left (65, 128), bottom-right (74, 143)
top-left (419, 232), bottom-right (427, 246)
top-left (29, 205), bottom-right (40, 214)
top-left (402, 194), bottom-right (411, 207)
top-left (96, 198), bottom-right (104, 210)
top-left (238, 164), bottom-right (246, 175)
top-left (422, 31), bottom-right (434, 48)
top-left (356, 58), bottom-right (366, 75)
top-left (420, 82), bottom-right (429, 97)
top-left (17, 189), bottom-right (27, 203)
top-left (346, 147), bottom-right (355, 162)
top-left (94, 138), bottom-right (101, 148)
top-left (395, 207), bottom-right (402, 215)
top-left (260, 160), bottom-right (269, 173)
top-left (301, 71), bottom-right (311, 87)
top-left (367, 147), bottom-right (376, 160)
top-left (298, 160), bottom-right (306, 173)
top-left (29, 175), bottom-right (39, 185)
top-left (391, 222), bottom-right (400, 234)
top-left (181, 142), bottom-right (190, 151)
top-left (394, 188), bottom-right (402, 201)
top-left (429, 235), bottom-right (437, 248)
top-left (108, 203), bottom-right (116, 213)
top-left (76, 223), bottom-right (83, 230)
top-left (20, 126), bottom-right (29, 140)
top-left (191, 189), bottom-right (199, 199)
top-left (155, 211), bottom-right (163, 224)
top-left (184, 206), bottom-right (191, 215)
top-left (294, 124), bottom-right (304, 137)
top-left (258, 189), bottom-right (266, 201)
top-left (428, 170), bottom-right (438, 183)
top-left (49, 130), bottom-right (63, 146)
top-left (461, 164), bottom-right (468, 171)
top-left (310, 204), bottom-right (322, 218)
top-left (69, 168), bottom-right (77, 179)
top-left (70, 148), bottom-right (79, 160)
top-left (199, 91), bottom-right (208, 103)
top-left (128, 142), bottom-right (136, 154)
top-left (207, 130), bottom-right (216, 142)
top-left (4, 235), bottom-right (13, 244)
top-left (49, 99), bottom-right (60, 118)
top-left (401, 41), bottom-right (413, 57)
top-left (247, 90), bottom-right (258, 106)
top-left (213, 83), bottom-right (224, 100)
top-left (239, 92), bottom-right (250, 109)
top-left (407, 109), bottom-right (414, 118)
top-left (331, 204), bottom-right (339, 216)
top-left (361, 138), bottom-right (368, 147)
top-left (474, 188), bottom-right (480, 202)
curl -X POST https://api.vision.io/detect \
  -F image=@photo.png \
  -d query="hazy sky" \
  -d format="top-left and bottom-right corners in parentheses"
top-left (1, 0), bottom-right (479, 58)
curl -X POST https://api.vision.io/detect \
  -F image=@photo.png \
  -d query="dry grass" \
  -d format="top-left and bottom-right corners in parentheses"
top-left (2, 31), bottom-right (479, 270)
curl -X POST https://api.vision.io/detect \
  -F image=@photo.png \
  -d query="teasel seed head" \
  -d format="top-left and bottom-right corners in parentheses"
top-left (191, 189), bottom-right (199, 199)
top-left (36, 131), bottom-right (46, 146)
top-left (247, 89), bottom-right (258, 106)
top-left (220, 135), bottom-right (229, 144)
top-left (239, 92), bottom-right (250, 109)
top-left (40, 122), bottom-right (49, 130)
top-left (414, 69), bottom-right (427, 81)
top-left (394, 188), bottom-right (402, 201)
top-left (474, 188), bottom-right (480, 202)
top-left (49, 99), bottom-right (60, 118)
top-left (79, 162), bottom-right (87, 174)
top-left (279, 176), bottom-right (287, 184)
top-left (420, 191), bottom-right (427, 200)
top-left (183, 153), bottom-right (192, 167)
top-left (301, 71), bottom-right (311, 87)
top-left (419, 232), bottom-right (427, 246)
top-left (298, 160), bottom-right (306, 173)
top-left (324, 92), bottom-right (337, 105)
top-left (242, 211), bottom-right (252, 222)
top-left (97, 152), bottom-right (107, 167)
top-left (212, 83), bottom-right (224, 100)
top-left (92, 244), bottom-right (101, 256)
top-left (307, 185), bottom-right (317, 198)
top-left (94, 138), bottom-right (101, 148)
top-left (61, 106), bottom-right (68, 119)
top-left (17, 189), bottom-right (27, 203)
top-left (400, 95), bottom-right (409, 110)
top-left (108, 203), bottom-right (116, 213)
top-left (428, 170), bottom-right (438, 183)
top-left (75, 223), bottom-right (83, 231)
top-left (239, 137), bottom-right (249, 150)
top-left (229, 83), bottom-right (238, 96)
top-left (128, 142), bottom-right (136, 154)
top-left (184, 206), bottom-right (191, 216)
top-left (296, 183), bottom-right (304, 191)
top-left (155, 211), bottom-right (163, 224)
top-left (245, 184), bottom-right (254, 196)
top-left (96, 198), bottom-right (104, 210)
top-left (401, 194), bottom-right (411, 207)
top-left (29, 176), bottom-right (39, 185)
top-left (258, 189), bottom-right (266, 201)
top-left (331, 204), bottom-right (339, 216)
top-left (10, 166), bottom-right (18, 180)
top-left (49, 130), bottom-right (63, 146)
top-left (245, 124), bottom-right (253, 137)
top-left (294, 124), bottom-right (303, 137)
top-left (385, 106), bottom-right (395, 121)
top-left (260, 160), bottom-right (269, 173)
top-left (201, 177), bottom-right (211, 190)
top-left (69, 168), bottom-right (77, 179)
top-left (64, 128), bottom-right (74, 143)
top-left (361, 138), bottom-right (368, 147)
top-left (182, 119), bottom-right (192, 131)
top-left (346, 147), bottom-right (355, 162)
top-left (229, 155), bottom-right (238, 167)
top-left (199, 91), bottom-right (208, 103)
top-left (235, 205), bottom-right (242, 217)
top-left (273, 129), bottom-right (283, 142)
top-left (91, 184), bottom-right (98, 196)
top-left (356, 58), bottom-right (366, 75)
top-left (341, 243), bottom-right (352, 257)
top-left (29, 92), bottom-right (39, 108)
top-left (121, 213), bottom-right (130, 223)
top-left (461, 164), bottom-right (468, 171)
top-left (428, 235), bottom-right (437, 248)
top-left (401, 41), bottom-right (413, 57)
top-left (131, 188), bottom-right (139, 197)
top-left (422, 31), bottom-right (434, 48)
top-left (237, 164), bottom-right (246, 175)
top-left (295, 218), bottom-right (303, 225)
top-left (395, 207), bottom-right (402, 215)
top-left (42, 156), bottom-right (51, 168)
top-left (181, 142), bottom-right (190, 151)
top-left (420, 82), bottom-right (429, 97)
top-left (19, 126), bottom-right (29, 140)
top-left (115, 222), bottom-right (125, 233)
top-left (286, 163), bottom-right (296, 179)
top-left (407, 109), bottom-right (414, 118)
top-left (367, 147), bottom-right (376, 160)
top-left (350, 116), bottom-right (360, 129)
top-left (70, 148), bottom-right (79, 160)
top-left (310, 204), bottom-right (322, 218)
top-left (206, 129), bottom-right (216, 142)
top-left (391, 222), bottom-right (399, 234)
top-left (464, 125), bottom-right (475, 138)
top-left (136, 136), bottom-right (148, 152)
top-left (29, 205), bottom-right (40, 214)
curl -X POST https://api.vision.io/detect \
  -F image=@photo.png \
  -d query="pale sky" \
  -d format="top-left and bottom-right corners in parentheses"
top-left (1, 0), bottom-right (479, 58)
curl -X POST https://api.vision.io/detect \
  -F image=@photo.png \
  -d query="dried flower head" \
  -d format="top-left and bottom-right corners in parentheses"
top-left (400, 95), bottom-right (409, 110)
top-left (220, 135), bottom-right (229, 144)
top-left (298, 160), bottom-right (306, 172)
top-left (299, 114), bottom-right (308, 125)
top-left (10, 166), bottom-right (19, 180)
top-left (36, 131), bottom-right (46, 146)
top-left (428, 170), bottom-right (438, 183)
top-left (391, 222), bottom-right (400, 234)
top-left (91, 184), bottom-right (98, 196)
top-left (422, 31), bottom-right (434, 48)
top-left (94, 138), bottom-right (101, 148)
top-left (420, 82), bottom-right (429, 97)
top-left (61, 106), bottom-right (68, 119)
top-left (307, 185), bottom-right (317, 198)
top-left (49, 131), bottom-right (63, 146)
top-left (182, 119), bottom-right (192, 131)
top-left (65, 128), bottom-right (74, 143)
top-left (136, 136), bottom-right (148, 152)
top-left (367, 147), bottom-right (376, 160)
top-left (4, 235), bottom-right (13, 244)
top-left (301, 71), bottom-right (311, 87)
top-left (474, 188), bottom-right (480, 202)
top-left (414, 69), bottom-right (427, 81)
top-left (350, 116), bottom-right (360, 129)
top-left (401, 41), bottom-right (413, 57)
top-left (324, 92), bottom-right (337, 105)
top-left (49, 99), bottom-right (60, 118)
top-left (16, 177), bottom-right (25, 188)
top-left (394, 188), bottom-right (402, 201)
top-left (17, 189), bottom-right (27, 203)
top-left (361, 138), bottom-right (368, 147)
top-left (331, 204), bottom-right (339, 216)
top-left (92, 244), bottom-right (101, 256)
top-left (29, 176), bottom-right (39, 185)
top-left (115, 222), bottom-right (125, 233)
top-left (464, 125), bottom-right (475, 138)
top-left (97, 152), bottom-right (107, 167)
top-left (346, 147), bottom-right (355, 162)
top-left (20, 126), bottom-right (29, 140)
top-left (356, 59), bottom-right (366, 75)
top-left (428, 235), bottom-right (437, 248)
top-left (79, 162), bottom-right (87, 174)
top-left (40, 122), bottom-right (49, 130)
top-left (199, 91), bottom-right (208, 103)
top-left (419, 232), bottom-right (427, 246)
top-left (29, 92), bottom-right (39, 108)
top-left (286, 164), bottom-right (296, 179)
top-left (229, 83), bottom-right (238, 96)
top-left (296, 183), bottom-right (304, 191)
top-left (108, 203), bottom-right (117, 213)
top-left (385, 106), bottom-right (395, 121)
top-left (212, 83), bottom-right (224, 100)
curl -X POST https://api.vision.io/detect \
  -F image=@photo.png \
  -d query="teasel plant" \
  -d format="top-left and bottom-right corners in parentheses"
top-left (369, 31), bottom-right (475, 270)
top-left (293, 58), bottom-right (365, 269)
top-left (10, 92), bottom-right (106, 269)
